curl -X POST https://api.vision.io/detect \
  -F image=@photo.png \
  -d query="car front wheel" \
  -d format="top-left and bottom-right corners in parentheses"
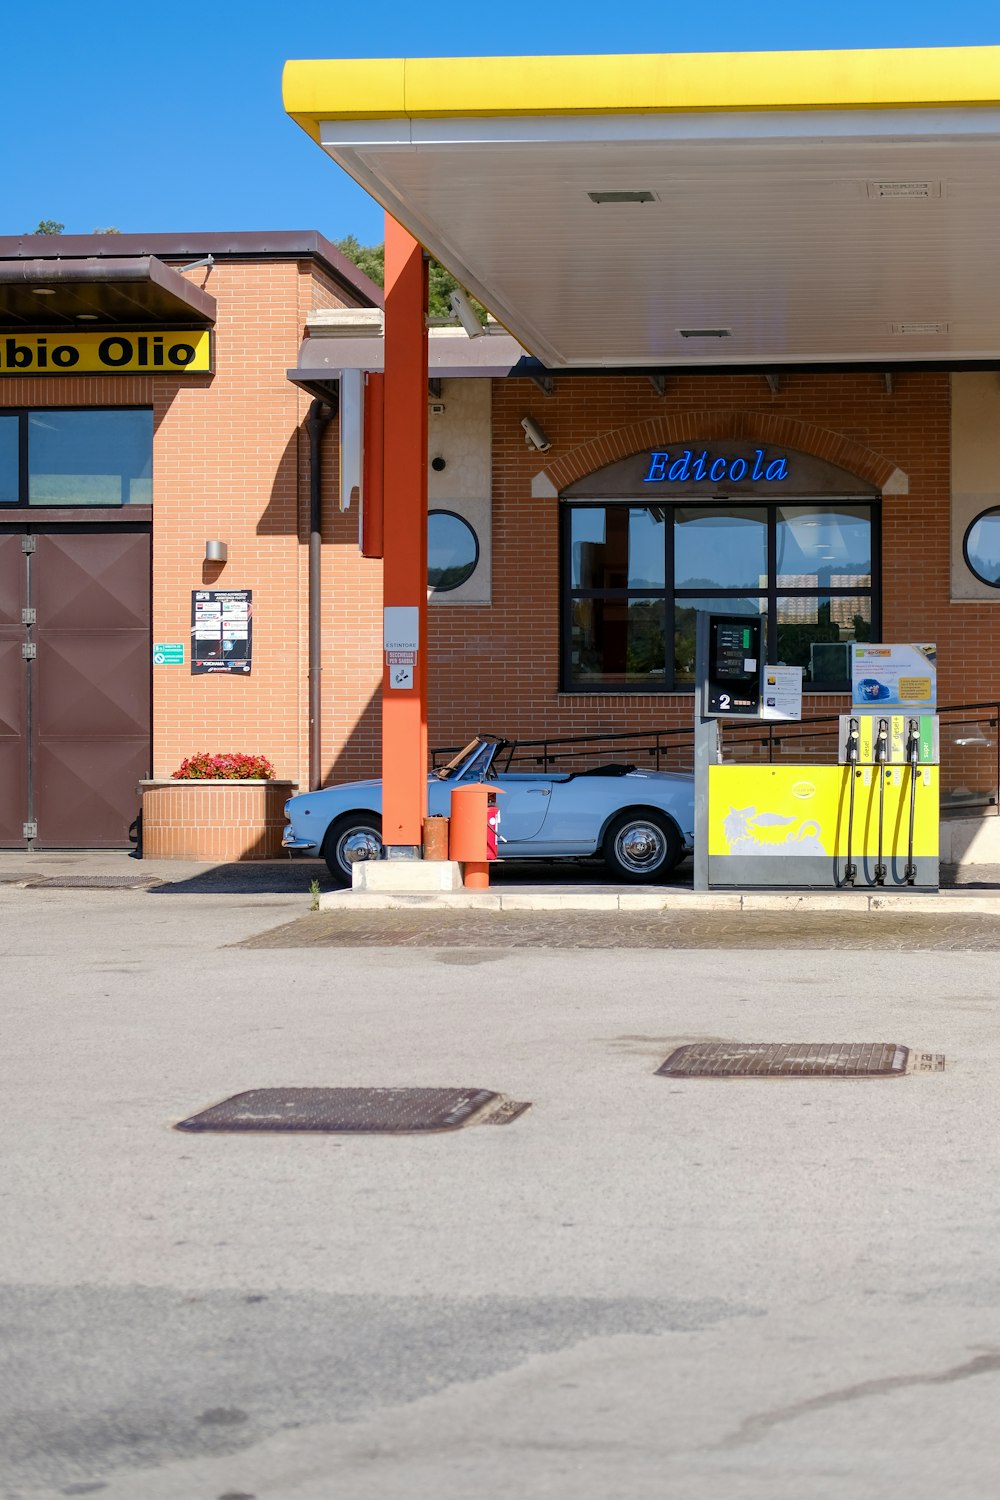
top-left (602, 810), bottom-right (681, 883)
top-left (324, 812), bottom-right (383, 885)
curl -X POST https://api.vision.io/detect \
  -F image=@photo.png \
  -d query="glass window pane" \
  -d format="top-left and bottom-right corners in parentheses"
top-left (675, 507), bottom-right (767, 589)
top-left (28, 410), bottom-right (152, 506)
top-left (776, 505), bottom-right (871, 588)
top-left (776, 595), bottom-right (872, 686)
top-left (674, 597), bottom-right (766, 685)
top-left (428, 510), bottom-right (478, 593)
top-left (0, 415), bottom-right (17, 503)
top-left (570, 506), bottom-right (665, 589)
top-left (964, 509), bottom-right (1000, 587)
top-left (571, 597), bottom-right (666, 685)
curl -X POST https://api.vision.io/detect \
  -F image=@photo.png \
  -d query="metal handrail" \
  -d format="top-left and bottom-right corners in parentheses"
top-left (431, 699), bottom-right (1000, 811)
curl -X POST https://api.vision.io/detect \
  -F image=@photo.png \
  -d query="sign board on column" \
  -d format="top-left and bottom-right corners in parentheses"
top-left (852, 644), bottom-right (936, 710)
top-left (384, 606), bottom-right (419, 691)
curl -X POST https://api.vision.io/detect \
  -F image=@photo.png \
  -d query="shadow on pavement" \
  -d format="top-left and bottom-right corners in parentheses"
top-left (148, 860), bottom-right (331, 895)
top-left (147, 856), bottom-right (695, 896)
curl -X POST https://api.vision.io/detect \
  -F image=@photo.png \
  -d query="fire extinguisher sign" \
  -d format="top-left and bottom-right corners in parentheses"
top-left (384, 607), bottom-right (419, 690)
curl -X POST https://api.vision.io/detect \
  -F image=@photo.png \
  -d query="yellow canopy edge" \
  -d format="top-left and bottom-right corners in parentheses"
top-left (283, 46), bottom-right (1000, 139)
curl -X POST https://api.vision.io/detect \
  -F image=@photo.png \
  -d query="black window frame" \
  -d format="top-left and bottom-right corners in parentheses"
top-left (427, 507), bottom-right (480, 595)
top-left (962, 506), bottom-right (1000, 589)
top-left (0, 405), bottom-right (153, 510)
top-left (560, 496), bottom-right (881, 694)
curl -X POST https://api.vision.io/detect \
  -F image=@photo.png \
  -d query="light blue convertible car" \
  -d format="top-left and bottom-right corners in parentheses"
top-left (283, 734), bottom-right (694, 885)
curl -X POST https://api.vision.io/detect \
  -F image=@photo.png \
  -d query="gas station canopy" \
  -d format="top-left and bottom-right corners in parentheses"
top-left (284, 46), bottom-right (1000, 370)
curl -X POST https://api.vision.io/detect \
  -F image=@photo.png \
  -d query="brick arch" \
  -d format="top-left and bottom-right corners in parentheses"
top-left (533, 409), bottom-right (908, 496)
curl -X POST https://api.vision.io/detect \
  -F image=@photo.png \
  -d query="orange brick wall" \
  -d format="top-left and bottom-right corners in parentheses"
top-left (5, 291), bottom-right (978, 794)
top-left (414, 371), bottom-right (956, 763)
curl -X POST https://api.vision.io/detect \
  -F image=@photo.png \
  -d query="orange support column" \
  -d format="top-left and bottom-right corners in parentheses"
top-left (381, 216), bottom-right (429, 857)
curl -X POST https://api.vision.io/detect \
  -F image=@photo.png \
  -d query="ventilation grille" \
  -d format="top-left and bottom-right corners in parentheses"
top-left (890, 321), bottom-right (950, 336)
top-left (867, 180), bottom-right (940, 200)
top-left (678, 328), bottom-right (732, 339)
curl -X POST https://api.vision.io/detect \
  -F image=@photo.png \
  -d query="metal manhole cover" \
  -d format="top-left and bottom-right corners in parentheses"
top-left (656, 1042), bottom-right (913, 1078)
top-left (176, 1087), bottom-right (530, 1133)
top-left (26, 874), bottom-right (163, 890)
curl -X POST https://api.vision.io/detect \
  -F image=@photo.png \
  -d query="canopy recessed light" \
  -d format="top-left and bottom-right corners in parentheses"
top-left (587, 190), bottom-right (657, 204)
top-left (76, 313), bottom-right (99, 321)
top-left (30, 287), bottom-right (56, 296)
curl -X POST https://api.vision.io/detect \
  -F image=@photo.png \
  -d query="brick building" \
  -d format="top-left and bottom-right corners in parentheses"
top-left (2, 218), bottom-right (1000, 851)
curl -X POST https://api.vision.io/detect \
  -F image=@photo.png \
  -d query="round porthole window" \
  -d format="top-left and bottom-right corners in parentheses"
top-left (963, 508), bottom-right (1000, 588)
top-left (428, 510), bottom-right (479, 593)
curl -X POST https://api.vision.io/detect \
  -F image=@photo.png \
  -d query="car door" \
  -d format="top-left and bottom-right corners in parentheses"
top-left (492, 774), bottom-right (558, 846)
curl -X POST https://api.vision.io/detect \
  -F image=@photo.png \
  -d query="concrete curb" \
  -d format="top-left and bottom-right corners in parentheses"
top-left (317, 888), bottom-right (1000, 915)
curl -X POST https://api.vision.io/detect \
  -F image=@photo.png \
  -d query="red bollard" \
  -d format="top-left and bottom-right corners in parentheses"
top-left (449, 784), bottom-right (492, 889)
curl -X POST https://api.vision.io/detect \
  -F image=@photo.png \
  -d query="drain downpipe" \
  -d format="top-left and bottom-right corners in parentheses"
top-left (306, 397), bottom-right (334, 791)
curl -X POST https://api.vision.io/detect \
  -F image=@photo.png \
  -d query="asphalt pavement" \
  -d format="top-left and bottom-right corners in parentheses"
top-left (2, 854), bottom-right (1000, 1500)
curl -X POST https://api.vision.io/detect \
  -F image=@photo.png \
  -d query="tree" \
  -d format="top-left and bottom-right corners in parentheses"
top-left (93, 227), bottom-right (121, 235)
top-left (335, 235), bottom-right (487, 323)
top-left (31, 219), bottom-right (63, 236)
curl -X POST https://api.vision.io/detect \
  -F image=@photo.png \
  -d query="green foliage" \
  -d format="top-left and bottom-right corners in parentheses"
top-left (31, 220), bottom-right (64, 236)
top-left (93, 227), bottom-right (121, 235)
top-left (335, 236), bottom-right (487, 323)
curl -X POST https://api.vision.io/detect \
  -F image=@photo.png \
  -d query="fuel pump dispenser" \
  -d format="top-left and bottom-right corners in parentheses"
top-left (836, 712), bottom-right (939, 889)
top-left (697, 614), bottom-right (941, 891)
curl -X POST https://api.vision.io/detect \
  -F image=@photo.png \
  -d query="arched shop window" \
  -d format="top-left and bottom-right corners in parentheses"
top-left (561, 501), bottom-right (878, 692)
top-left (428, 509), bottom-right (479, 594)
top-left (963, 508), bottom-right (1000, 588)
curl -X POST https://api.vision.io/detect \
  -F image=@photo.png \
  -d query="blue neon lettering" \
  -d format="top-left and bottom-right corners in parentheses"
top-left (642, 448), bottom-right (789, 483)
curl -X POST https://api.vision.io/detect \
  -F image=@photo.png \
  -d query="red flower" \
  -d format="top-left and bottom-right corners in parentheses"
top-left (172, 752), bottom-right (275, 781)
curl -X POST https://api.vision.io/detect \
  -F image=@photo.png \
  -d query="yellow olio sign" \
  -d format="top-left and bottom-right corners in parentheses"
top-left (0, 330), bottom-right (211, 374)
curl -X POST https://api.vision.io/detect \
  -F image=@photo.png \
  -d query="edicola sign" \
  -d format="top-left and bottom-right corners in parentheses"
top-left (0, 330), bottom-right (212, 375)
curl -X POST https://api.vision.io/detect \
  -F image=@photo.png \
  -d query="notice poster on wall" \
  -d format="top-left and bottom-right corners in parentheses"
top-left (191, 589), bottom-right (252, 674)
top-left (852, 643), bottom-right (936, 711)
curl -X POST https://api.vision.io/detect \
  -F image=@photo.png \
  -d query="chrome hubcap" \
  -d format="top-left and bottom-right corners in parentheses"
top-left (614, 821), bottom-right (666, 874)
top-left (340, 829), bottom-right (382, 869)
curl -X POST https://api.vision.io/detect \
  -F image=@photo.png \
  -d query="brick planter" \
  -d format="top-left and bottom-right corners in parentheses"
top-left (139, 780), bottom-right (297, 861)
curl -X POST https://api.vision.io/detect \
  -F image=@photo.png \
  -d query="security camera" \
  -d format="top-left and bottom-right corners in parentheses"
top-left (448, 288), bottom-right (485, 339)
top-left (521, 416), bottom-right (551, 453)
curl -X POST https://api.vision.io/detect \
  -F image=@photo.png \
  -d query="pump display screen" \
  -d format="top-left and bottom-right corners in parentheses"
top-left (705, 616), bottom-right (763, 716)
top-left (713, 623), bottom-right (755, 679)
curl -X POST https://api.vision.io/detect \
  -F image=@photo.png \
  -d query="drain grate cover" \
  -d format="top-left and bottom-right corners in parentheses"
top-left (656, 1042), bottom-right (913, 1078)
top-left (176, 1086), bottom-right (530, 1134)
top-left (26, 874), bottom-right (162, 890)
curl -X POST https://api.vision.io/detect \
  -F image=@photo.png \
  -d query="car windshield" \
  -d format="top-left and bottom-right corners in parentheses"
top-left (433, 737), bottom-right (498, 781)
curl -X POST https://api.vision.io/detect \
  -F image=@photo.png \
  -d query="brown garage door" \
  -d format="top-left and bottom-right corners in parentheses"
top-left (0, 525), bottom-right (151, 850)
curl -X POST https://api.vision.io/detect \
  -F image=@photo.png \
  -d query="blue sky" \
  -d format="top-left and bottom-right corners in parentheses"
top-left (5, 2), bottom-right (997, 247)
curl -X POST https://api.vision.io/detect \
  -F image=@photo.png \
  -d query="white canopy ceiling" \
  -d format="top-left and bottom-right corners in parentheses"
top-left (286, 48), bottom-right (1000, 369)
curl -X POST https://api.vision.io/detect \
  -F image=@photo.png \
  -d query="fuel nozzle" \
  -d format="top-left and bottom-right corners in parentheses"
top-left (846, 717), bottom-right (860, 764)
top-left (874, 718), bottom-right (889, 764)
top-left (906, 717), bottom-right (920, 765)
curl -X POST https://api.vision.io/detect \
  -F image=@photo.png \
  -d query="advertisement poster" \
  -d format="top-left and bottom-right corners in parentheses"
top-left (852, 643), bottom-right (936, 710)
top-left (191, 589), bottom-right (252, 674)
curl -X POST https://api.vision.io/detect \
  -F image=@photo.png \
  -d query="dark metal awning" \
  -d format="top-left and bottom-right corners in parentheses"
top-left (0, 257), bottom-right (217, 327)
